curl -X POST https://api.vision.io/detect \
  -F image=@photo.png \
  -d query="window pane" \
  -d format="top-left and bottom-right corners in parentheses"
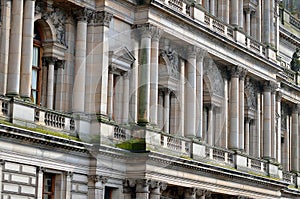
top-left (32, 90), bottom-right (37, 104)
top-left (32, 46), bottom-right (39, 67)
top-left (32, 70), bottom-right (37, 90)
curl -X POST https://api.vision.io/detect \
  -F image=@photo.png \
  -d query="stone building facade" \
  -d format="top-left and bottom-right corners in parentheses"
top-left (0, 0), bottom-right (300, 198)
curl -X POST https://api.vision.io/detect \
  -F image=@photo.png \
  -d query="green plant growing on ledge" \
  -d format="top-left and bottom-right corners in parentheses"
top-left (116, 139), bottom-right (146, 151)
top-left (0, 120), bottom-right (80, 141)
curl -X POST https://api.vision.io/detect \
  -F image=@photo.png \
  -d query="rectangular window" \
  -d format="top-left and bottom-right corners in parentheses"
top-left (43, 173), bottom-right (55, 199)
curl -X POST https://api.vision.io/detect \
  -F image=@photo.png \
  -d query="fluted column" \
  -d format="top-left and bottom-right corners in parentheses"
top-left (291, 104), bottom-right (299, 171)
top-left (6, 0), bottom-right (24, 96)
top-left (239, 69), bottom-right (247, 151)
top-left (229, 66), bottom-right (240, 149)
top-left (263, 82), bottom-right (272, 159)
top-left (20, 0), bottom-right (35, 99)
top-left (123, 72), bottom-right (130, 123)
top-left (136, 179), bottom-right (150, 199)
top-left (138, 24), bottom-right (152, 125)
top-left (164, 89), bottom-right (170, 134)
top-left (150, 27), bottom-right (162, 126)
top-left (73, 9), bottom-right (88, 113)
top-left (276, 92), bottom-right (282, 163)
top-left (44, 57), bottom-right (56, 109)
top-left (264, 0), bottom-right (271, 44)
top-left (0, 0), bottom-right (11, 95)
top-left (231, 0), bottom-right (239, 26)
top-left (196, 50), bottom-right (206, 139)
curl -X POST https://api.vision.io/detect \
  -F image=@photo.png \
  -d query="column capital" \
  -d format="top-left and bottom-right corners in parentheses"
top-left (196, 189), bottom-right (212, 197)
top-left (263, 81), bottom-right (277, 92)
top-left (151, 27), bottom-right (163, 41)
top-left (65, 171), bottom-right (73, 179)
top-left (94, 11), bottom-right (113, 27)
top-left (74, 8), bottom-right (94, 22)
top-left (55, 60), bottom-right (65, 69)
top-left (136, 23), bottom-right (155, 39)
top-left (187, 45), bottom-right (200, 59)
top-left (292, 104), bottom-right (300, 114)
top-left (135, 179), bottom-right (150, 193)
top-left (43, 57), bottom-right (58, 65)
top-left (88, 175), bottom-right (108, 184)
top-left (163, 87), bottom-right (171, 94)
top-left (230, 65), bottom-right (247, 78)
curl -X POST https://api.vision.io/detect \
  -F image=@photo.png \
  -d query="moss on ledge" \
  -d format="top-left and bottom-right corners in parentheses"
top-left (116, 139), bottom-right (146, 151)
top-left (0, 120), bottom-right (80, 141)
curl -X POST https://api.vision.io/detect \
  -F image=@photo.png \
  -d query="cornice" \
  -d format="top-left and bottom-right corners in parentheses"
top-left (0, 124), bottom-right (91, 153)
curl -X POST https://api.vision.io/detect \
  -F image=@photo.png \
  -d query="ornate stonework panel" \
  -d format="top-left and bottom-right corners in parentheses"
top-left (204, 59), bottom-right (224, 96)
top-left (160, 48), bottom-right (179, 78)
top-left (245, 77), bottom-right (258, 109)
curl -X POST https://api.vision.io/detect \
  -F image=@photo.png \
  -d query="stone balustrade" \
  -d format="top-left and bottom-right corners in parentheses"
top-left (247, 157), bottom-right (268, 173)
top-left (0, 96), bottom-right (10, 118)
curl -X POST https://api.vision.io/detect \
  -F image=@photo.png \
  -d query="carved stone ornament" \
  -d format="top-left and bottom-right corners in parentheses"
top-left (160, 47), bottom-right (179, 78)
top-left (74, 8), bottom-right (94, 22)
top-left (245, 77), bottom-right (257, 109)
top-left (93, 11), bottom-right (113, 27)
top-left (204, 59), bottom-right (224, 96)
top-left (88, 175), bottom-right (108, 184)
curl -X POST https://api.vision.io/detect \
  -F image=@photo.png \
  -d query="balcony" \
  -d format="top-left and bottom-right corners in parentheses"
top-left (151, 0), bottom-right (277, 62)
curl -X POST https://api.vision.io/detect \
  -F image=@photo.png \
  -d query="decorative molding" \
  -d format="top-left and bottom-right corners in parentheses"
top-left (88, 175), bottom-right (108, 184)
top-left (74, 8), bottom-right (94, 22)
top-left (94, 11), bottom-right (113, 27)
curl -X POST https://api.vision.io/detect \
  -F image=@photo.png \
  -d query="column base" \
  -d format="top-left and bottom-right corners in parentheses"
top-left (137, 119), bottom-right (149, 127)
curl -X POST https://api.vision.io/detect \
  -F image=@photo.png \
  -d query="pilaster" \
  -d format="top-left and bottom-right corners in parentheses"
top-left (263, 81), bottom-right (272, 159)
top-left (136, 179), bottom-right (150, 199)
top-left (163, 88), bottom-right (171, 133)
top-left (43, 57), bottom-right (57, 109)
top-left (291, 104), bottom-right (299, 171)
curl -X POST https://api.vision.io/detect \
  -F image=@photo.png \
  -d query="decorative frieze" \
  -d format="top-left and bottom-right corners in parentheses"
top-left (88, 175), bottom-right (108, 184)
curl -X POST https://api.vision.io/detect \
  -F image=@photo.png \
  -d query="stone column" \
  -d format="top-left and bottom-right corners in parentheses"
top-left (249, 120), bottom-right (255, 156)
top-left (65, 172), bottom-right (72, 199)
top-left (270, 0), bottom-right (275, 46)
top-left (150, 27), bottom-right (162, 126)
top-left (207, 104), bottom-right (214, 146)
top-left (271, 86), bottom-right (277, 159)
top-left (44, 57), bottom-right (57, 109)
top-left (276, 92), bottom-right (282, 163)
top-left (203, 0), bottom-right (209, 11)
top-left (179, 59), bottom-right (185, 137)
top-left (291, 104), bottom-right (299, 171)
top-left (285, 115), bottom-right (290, 170)
top-left (55, 60), bottom-right (65, 111)
top-left (73, 9), bottom-right (89, 113)
top-left (196, 50), bottom-right (206, 139)
top-left (222, 77), bottom-right (229, 148)
top-left (231, 0), bottom-right (239, 26)
top-left (210, 0), bottom-right (215, 15)
top-left (123, 72), bottom-right (130, 123)
top-left (149, 181), bottom-right (166, 199)
top-left (263, 0), bottom-right (271, 44)
top-left (245, 9), bottom-right (251, 35)
top-left (256, 0), bottom-right (262, 42)
top-left (137, 24), bottom-right (152, 125)
top-left (245, 118), bottom-right (250, 154)
top-left (37, 167), bottom-right (44, 199)
top-left (239, 69), bottom-right (246, 151)
top-left (255, 92), bottom-right (261, 158)
top-left (263, 82), bottom-right (272, 159)
top-left (107, 71), bottom-right (114, 119)
top-left (238, 0), bottom-right (244, 28)
top-left (185, 46), bottom-right (197, 138)
top-left (129, 33), bottom-right (139, 123)
top-left (0, 0), bottom-right (11, 95)
top-left (164, 89), bottom-right (170, 134)
top-left (158, 91), bottom-right (164, 130)
top-left (170, 93), bottom-right (177, 134)
top-left (136, 179), bottom-right (150, 199)
top-left (184, 188), bottom-right (196, 199)
top-left (90, 11), bottom-right (112, 115)
top-left (20, 0), bottom-right (35, 99)
top-left (6, 0), bottom-right (24, 96)
top-left (224, 0), bottom-right (230, 24)
top-left (229, 66), bottom-right (240, 150)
